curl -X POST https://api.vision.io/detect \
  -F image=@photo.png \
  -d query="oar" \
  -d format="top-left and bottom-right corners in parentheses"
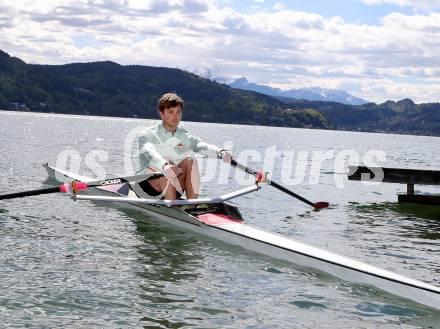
top-left (0, 172), bottom-right (161, 200)
top-left (230, 159), bottom-right (329, 210)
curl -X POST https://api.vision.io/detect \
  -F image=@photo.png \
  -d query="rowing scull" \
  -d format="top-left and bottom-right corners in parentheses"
top-left (43, 163), bottom-right (440, 310)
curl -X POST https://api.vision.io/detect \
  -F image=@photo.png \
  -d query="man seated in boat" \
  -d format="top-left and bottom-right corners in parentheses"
top-left (137, 93), bottom-right (231, 200)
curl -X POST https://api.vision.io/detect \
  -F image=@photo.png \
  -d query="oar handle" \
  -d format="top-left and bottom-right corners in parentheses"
top-left (230, 159), bottom-right (258, 176)
top-left (230, 159), bottom-right (329, 210)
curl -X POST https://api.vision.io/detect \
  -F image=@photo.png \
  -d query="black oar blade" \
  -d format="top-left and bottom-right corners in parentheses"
top-left (313, 202), bottom-right (330, 210)
top-left (0, 186), bottom-right (61, 200)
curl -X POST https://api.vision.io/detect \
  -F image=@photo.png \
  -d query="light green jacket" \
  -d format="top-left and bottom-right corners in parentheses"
top-left (138, 123), bottom-right (221, 172)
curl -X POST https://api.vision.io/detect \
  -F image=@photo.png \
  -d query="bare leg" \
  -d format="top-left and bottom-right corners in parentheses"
top-left (144, 159), bottom-right (199, 200)
top-left (178, 158), bottom-right (200, 199)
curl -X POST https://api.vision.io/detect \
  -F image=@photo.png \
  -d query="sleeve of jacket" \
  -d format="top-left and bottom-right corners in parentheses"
top-left (187, 132), bottom-right (221, 158)
top-left (138, 130), bottom-right (167, 171)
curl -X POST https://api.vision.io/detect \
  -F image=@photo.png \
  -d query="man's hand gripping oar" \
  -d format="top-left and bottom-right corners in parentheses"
top-left (229, 158), bottom-right (329, 210)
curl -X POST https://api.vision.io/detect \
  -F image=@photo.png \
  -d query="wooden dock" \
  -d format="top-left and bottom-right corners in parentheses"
top-left (348, 166), bottom-right (440, 205)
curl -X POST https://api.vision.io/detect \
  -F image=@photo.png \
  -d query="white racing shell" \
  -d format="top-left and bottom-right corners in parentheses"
top-left (44, 164), bottom-right (440, 310)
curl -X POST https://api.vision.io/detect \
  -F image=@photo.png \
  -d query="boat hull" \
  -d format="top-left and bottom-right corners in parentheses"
top-left (44, 164), bottom-right (440, 310)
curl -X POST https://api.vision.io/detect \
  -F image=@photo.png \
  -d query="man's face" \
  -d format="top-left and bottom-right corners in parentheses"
top-left (160, 105), bottom-right (182, 131)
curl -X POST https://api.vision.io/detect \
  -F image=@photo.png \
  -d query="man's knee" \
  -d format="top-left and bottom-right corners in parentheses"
top-left (179, 158), bottom-right (196, 172)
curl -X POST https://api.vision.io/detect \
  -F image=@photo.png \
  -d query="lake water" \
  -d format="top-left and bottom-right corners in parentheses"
top-left (0, 110), bottom-right (439, 328)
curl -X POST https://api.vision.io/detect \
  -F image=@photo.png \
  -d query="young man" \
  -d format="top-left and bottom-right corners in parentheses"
top-left (138, 93), bottom-right (231, 200)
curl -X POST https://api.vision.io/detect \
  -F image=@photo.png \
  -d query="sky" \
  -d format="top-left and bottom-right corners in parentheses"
top-left (1, 0), bottom-right (440, 103)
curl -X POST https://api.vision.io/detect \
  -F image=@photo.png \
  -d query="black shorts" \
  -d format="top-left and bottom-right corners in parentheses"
top-left (138, 179), bottom-right (183, 199)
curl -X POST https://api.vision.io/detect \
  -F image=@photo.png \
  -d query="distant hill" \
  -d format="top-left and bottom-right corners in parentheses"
top-left (0, 49), bottom-right (329, 129)
top-left (229, 77), bottom-right (368, 105)
top-left (282, 98), bottom-right (440, 136)
top-left (1, 49), bottom-right (440, 136)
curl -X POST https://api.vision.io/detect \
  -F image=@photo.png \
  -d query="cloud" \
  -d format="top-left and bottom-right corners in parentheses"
top-left (30, 14), bottom-right (113, 28)
top-left (359, 0), bottom-right (440, 9)
top-left (1, 0), bottom-right (440, 102)
top-left (124, 0), bottom-right (212, 15)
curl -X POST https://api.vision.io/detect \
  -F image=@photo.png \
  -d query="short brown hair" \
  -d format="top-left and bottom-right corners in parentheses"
top-left (157, 93), bottom-right (184, 113)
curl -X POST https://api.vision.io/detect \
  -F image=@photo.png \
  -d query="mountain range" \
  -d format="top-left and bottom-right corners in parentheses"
top-left (1, 49), bottom-right (440, 136)
top-left (228, 77), bottom-right (368, 105)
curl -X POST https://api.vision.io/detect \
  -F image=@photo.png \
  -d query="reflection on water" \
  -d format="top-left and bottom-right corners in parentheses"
top-left (128, 210), bottom-right (203, 283)
top-left (350, 201), bottom-right (440, 238)
top-left (396, 203), bottom-right (440, 221)
top-left (120, 209), bottom-right (203, 328)
top-left (353, 201), bottom-right (440, 221)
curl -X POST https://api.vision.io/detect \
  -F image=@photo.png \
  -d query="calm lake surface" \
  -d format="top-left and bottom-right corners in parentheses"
top-left (0, 110), bottom-right (439, 328)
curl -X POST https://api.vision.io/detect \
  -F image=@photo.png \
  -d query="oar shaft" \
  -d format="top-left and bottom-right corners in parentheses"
top-left (0, 186), bottom-right (60, 200)
top-left (268, 180), bottom-right (315, 207)
top-left (230, 159), bottom-right (326, 209)
top-left (0, 172), bottom-right (161, 201)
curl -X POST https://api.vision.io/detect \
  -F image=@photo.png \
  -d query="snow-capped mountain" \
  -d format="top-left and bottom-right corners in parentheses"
top-left (229, 77), bottom-right (369, 105)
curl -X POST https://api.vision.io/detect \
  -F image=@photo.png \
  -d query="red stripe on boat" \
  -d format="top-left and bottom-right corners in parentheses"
top-left (197, 213), bottom-right (242, 226)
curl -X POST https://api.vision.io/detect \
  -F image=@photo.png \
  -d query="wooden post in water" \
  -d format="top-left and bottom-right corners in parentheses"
top-left (348, 166), bottom-right (440, 205)
top-left (407, 183), bottom-right (414, 196)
